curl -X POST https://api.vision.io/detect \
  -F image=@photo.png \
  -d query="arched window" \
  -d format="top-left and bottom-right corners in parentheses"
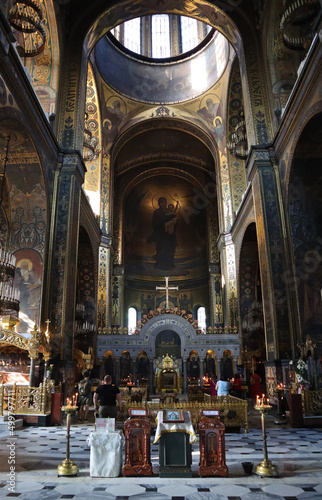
top-left (197, 306), bottom-right (206, 333)
top-left (128, 307), bottom-right (137, 334)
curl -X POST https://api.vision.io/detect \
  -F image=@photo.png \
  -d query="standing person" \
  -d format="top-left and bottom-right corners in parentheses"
top-left (232, 373), bottom-right (242, 398)
top-left (78, 370), bottom-right (92, 422)
top-left (210, 374), bottom-right (217, 399)
top-left (216, 376), bottom-right (230, 396)
top-left (93, 374), bottom-right (122, 419)
top-left (250, 370), bottom-right (262, 401)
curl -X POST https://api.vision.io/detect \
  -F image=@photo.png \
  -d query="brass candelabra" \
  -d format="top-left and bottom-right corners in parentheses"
top-left (57, 402), bottom-right (78, 477)
top-left (254, 399), bottom-right (278, 477)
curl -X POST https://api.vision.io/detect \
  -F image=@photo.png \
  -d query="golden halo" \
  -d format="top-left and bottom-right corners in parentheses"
top-left (17, 258), bottom-right (33, 271)
top-left (213, 116), bottom-right (222, 126)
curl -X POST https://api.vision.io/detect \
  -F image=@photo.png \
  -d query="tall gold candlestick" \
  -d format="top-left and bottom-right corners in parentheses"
top-left (254, 404), bottom-right (278, 477)
top-left (57, 405), bottom-right (79, 477)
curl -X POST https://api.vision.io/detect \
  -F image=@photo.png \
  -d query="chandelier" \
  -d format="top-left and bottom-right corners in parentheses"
top-left (8, 0), bottom-right (46, 58)
top-left (227, 119), bottom-right (248, 160)
top-left (83, 113), bottom-right (101, 162)
top-left (280, 0), bottom-right (320, 50)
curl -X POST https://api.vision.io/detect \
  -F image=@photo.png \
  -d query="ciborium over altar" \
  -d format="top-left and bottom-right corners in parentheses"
top-left (254, 395), bottom-right (278, 477)
top-left (57, 395), bottom-right (79, 477)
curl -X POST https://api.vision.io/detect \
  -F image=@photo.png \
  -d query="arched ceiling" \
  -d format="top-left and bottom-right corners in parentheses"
top-left (114, 127), bottom-right (215, 177)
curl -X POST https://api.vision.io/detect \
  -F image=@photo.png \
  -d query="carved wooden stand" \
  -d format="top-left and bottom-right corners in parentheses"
top-left (123, 418), bottom-right (152, 476)
top-left (198, 414), bottom-right (228, 476)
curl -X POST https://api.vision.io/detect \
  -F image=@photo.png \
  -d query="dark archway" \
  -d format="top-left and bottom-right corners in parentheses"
top-left (239, 223), bottom-right (265, 368)
top-left (288, 113), bottom-right (322, 352)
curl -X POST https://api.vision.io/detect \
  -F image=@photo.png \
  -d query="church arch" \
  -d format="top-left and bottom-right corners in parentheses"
top-left (140, 314), bottom-right (196, 357)
top-left (287, 112), bottom-right (322, 351)
top-left (238, 222), bottom-right (265, 365)
top-left (0, 114), bottom-right (47, 333)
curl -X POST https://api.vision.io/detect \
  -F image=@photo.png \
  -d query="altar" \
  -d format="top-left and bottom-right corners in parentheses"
top-left (154, 354), bottom-right (181, 393)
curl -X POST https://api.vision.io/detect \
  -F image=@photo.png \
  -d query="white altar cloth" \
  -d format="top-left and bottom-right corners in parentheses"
top-left (154, 410), bottom-right (197, 444)
top-left (87, 431), bottom-right (123, 477)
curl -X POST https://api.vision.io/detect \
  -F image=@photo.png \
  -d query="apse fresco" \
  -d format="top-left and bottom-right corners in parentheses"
top-left (124, 176), bottom-right (208, 279)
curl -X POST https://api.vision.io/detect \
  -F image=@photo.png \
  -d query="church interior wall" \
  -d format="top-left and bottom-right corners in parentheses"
top-left (0, 1), bottom-right (321, 397)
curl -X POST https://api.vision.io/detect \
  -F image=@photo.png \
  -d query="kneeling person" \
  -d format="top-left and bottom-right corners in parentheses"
top-left (94, 374), bottom-right (122, 418)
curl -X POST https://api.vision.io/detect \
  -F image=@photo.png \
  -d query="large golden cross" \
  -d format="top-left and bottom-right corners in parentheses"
top-left (156, 277), bottom-right (178, 309)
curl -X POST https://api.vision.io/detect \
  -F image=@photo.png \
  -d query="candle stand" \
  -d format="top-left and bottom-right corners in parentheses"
top-left (275, 386), bottom-right (287, 425)
top-left (57, 405), bottom-right (78, 477)
top-left (254, 405), bottom-right (278, 477)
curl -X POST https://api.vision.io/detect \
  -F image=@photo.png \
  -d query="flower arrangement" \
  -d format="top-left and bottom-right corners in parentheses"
top-left (289, 359), bottom-right (310, 389)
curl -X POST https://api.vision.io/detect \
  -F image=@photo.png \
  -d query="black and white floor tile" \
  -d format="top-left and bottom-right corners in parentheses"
top-left (0, 407), bottom-right (322, 499)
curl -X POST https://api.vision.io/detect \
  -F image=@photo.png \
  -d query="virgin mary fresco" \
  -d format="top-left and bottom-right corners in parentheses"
top-left (123, 175), bottom-right (208, 279)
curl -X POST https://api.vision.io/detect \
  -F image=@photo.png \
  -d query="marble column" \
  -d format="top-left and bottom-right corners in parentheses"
top-left (149, 360), bottom-right (154, 395)
top-left (200, 358), bottom-right (204, 387)
top-left (115, 358), bottom-right (120, 386)
top-left (132, 358), bottom-right (136, 384)
top-left (183, 358), bottom-right (188, 394)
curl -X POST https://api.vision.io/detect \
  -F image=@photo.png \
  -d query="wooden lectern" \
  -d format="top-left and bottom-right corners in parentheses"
top-left (123, 408), bottom-right (153, 476)
top-left (198, 410), bottom-right (228, 476)
top-left (155, 410), bottom-right (196, 477)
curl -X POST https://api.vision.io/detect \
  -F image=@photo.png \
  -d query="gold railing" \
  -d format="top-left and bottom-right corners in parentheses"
top-left (0, 381), bottom-right (58, 416)
top-left (303, 389), bottom-right (322, 416)
top-left (118, 395), bottom-right (248, 433)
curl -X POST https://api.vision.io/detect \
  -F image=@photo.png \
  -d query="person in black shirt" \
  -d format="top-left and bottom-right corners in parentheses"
top-left (93, 374), bottom-right (122, 418)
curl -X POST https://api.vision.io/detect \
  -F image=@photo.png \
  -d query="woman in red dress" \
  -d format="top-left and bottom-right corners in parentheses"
top-left (250, 370), bottom-right (262, 400)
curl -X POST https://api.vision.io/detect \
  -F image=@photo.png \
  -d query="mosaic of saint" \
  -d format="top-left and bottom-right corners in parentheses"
top-left (124, 175), bottom-right (208, 279)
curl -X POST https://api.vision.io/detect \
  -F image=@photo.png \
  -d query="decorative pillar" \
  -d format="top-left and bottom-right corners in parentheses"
top-left (112, 265), bottom-right (124, 328)
top-left (217, 234), bottom-right (238, 330)
top-left (50, 153), bottom-right (86, 361)
top-left (132, 356), bottom-right (136, 384)
top-left (248, 149), bottom-right (296, 360)
top-left (200, 357), bottom-right (204, 387)
top-left (207, 203), bottom-right (222, 328)
top-left (183, 358), bottom-right (188, 394)
top-left (28, 325), bottom-right (39, 387)
top-left (97, 238), bottom-right (112, 330)
top-left (209, 266), bottom-right (224, 326)
top-left (149, 360), bottom-right (154, 395)
top-left (115, 357), bottom-right (120, 386)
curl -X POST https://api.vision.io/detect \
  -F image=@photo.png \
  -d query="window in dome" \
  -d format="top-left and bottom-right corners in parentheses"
top-left (109, 15), bottom-right (212, 60)
top-left (123, 18), bottom-right (141, 54)
top-left (152, 15), bottom-right (171, 58)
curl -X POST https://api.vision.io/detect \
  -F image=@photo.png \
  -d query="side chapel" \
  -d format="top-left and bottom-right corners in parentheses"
top-left (0, 0), bottom-right (321, 399)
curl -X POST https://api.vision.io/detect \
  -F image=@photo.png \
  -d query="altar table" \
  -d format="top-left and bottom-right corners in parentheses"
top-left (87, 431), bottom-right (123, 477)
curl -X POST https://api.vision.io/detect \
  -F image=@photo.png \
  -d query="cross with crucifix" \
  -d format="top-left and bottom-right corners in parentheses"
top-left (156, 277), bottom-right (179, 309)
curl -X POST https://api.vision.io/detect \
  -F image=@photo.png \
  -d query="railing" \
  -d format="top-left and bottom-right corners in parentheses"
top-left (0, 381), bottom-right (59, 416)
top-left (118, 395), bottom-right (248, 433)
top-left (303, 389), bottom-right (322, 415)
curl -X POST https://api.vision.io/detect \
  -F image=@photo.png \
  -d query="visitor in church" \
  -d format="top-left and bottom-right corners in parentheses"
top-left (232, 373), bottom-right (242, 398)
top-left (78, 370), bottom-right (92, 422)
top-left (210, 373), bottom-right (217, 399)
top-left (93, 374), bottom-right (122, 418)
top-left (216, 376), bottom-right (230, 396)
top-left (250, 369), bottom-right (262, 401)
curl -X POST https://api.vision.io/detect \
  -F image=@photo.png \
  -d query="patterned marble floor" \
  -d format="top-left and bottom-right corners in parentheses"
top-left (0, 406), bottom-right (322, 499)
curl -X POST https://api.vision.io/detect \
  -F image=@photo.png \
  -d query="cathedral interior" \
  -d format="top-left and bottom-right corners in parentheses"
top-left (0, 0), bottom-right (321, 400)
